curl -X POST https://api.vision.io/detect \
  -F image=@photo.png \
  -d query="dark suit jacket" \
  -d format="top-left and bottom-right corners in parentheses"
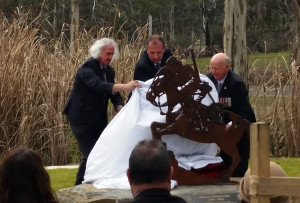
top-left (63, 57), bottom-right (124, 136)
top-left (207, 70), bottom-right (256, 123)
top-left (207, 70), bottom-right (256, 177)
top-left (134, 49), bottom-right (172, 82)
top-left (120, 188), bottom-right (187, 203)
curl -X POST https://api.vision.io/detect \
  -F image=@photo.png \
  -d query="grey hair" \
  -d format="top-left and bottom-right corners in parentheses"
top-left (89, 38), bottom-right (119, 60)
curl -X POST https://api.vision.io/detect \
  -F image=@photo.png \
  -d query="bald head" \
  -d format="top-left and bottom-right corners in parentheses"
top-left (210, 53), bottom-right (231, 80)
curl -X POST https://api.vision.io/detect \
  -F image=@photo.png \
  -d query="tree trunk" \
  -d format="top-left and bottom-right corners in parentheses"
top-left (169, 0), bottom-right (175, 42)
top-left (70, 0), bottom-right (79, 54)
top-left (148, 14), bottom-right (152, 37)
top-left (52, 0), bottom-right (57, 38)
top-left (223, 0), bottom-right (248, 84)
top-left (291, 0), bottom-right (300, 157)
top-left (292, 0), bottom-right (300, 67)
top-left (92, 0), bottom-right (96, 20)
top-left (201, 0), bottom-right (211, 56)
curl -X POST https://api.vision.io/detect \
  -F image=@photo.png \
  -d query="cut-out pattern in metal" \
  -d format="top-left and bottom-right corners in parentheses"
top-left (146, 56), bottom-right (250, 185)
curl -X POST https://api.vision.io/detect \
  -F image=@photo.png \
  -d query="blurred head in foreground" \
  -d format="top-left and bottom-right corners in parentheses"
top-left (0, 147), bottom-right (58, 203)
top-left (126, 139), bottom-right (172, 196)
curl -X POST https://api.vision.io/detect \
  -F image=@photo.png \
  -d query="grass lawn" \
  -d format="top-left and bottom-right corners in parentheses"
top-left (270, 158), bottom-right (300, 177)
top-left (185, 51), bottom-right (290, 73)
top-left (47, 168), bottom-right (77, 192)
top-left (48, 157), bottom-right (300, 192)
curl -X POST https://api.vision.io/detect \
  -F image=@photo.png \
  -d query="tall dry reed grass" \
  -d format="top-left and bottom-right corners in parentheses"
top-left (0, 13), bottom-right (147, 165)
top-left (249, 56), bottom-right (300, 157)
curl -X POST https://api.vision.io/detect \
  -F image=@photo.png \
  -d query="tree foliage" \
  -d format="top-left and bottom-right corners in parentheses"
top-left (0, 0), bottom-right (297, 54)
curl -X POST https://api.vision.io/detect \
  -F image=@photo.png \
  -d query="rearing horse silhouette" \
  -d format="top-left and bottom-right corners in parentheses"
top-left (146, 57), bottom-right (250, 185)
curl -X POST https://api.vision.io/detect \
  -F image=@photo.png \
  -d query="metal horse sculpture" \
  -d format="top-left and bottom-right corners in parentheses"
top-left (146, 56), bottom-right (250, 185)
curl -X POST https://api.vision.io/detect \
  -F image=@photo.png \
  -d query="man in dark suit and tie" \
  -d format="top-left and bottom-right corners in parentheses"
top-left (63, 38), bottom-right (140, 185)
top-left (122, 139), bottom-right (187, 203)
top-left (207, 53), bottom-right (256, 177)
top-left (134, 34), bottom-right (172, 82)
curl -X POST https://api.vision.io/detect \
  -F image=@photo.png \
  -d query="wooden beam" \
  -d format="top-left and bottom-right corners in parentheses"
top-left (250, 176), bottom-right (300, 197)
top-left (250, 122), bottom-right (270, 203)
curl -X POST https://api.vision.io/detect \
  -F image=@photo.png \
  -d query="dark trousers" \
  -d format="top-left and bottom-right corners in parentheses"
top-left (70, 122), bottom-right (105, 185)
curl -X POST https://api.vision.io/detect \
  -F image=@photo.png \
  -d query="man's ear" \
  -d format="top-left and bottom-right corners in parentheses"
top-left (226, 64), bottom-right (230, 70)
top-left (126, 169), bottom-right (133, 185)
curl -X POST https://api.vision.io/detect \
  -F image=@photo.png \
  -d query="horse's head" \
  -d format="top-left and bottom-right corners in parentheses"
top-left (146, 57), bottom-right (201, 106)
top-left (146, 57), bottom-right (191, 108)
top-left (146, 56), bottom-right (214, 115)
top-left (162, 57), bottom-right (208, 103)
top-left (146, 74), bottom-right (168, 108)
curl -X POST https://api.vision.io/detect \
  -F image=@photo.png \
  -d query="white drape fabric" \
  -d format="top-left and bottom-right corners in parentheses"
top-left (83, 74), bottom-right (222, 190)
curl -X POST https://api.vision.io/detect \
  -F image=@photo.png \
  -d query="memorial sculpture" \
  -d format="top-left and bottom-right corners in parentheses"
top-left (146, 56), bottom-right (250, 185)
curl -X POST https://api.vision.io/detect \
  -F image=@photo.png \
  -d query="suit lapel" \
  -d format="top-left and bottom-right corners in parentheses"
top-left (92, 59), bottom-right (107, 81)
top-left (89, 58), bottom-right (102, 76)
top-left (220, 70), bottom-right (232, 95)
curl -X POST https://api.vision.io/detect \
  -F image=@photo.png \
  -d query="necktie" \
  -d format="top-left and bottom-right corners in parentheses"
top-left (217, 82), bottom-right (222, 94)
top-left (101, 67), bottom-right (107, 99)
top-left (101, 67), bottom-right (106, 82)
top-left (155, 63), bottom-right (161, 71)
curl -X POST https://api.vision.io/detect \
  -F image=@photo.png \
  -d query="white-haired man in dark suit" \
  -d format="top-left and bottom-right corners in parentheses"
top-left (63, 38), bottom-right (140, 185)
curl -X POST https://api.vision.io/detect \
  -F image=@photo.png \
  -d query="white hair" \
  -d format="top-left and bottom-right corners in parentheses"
top-left (89, 38), bottom-right (119, 61)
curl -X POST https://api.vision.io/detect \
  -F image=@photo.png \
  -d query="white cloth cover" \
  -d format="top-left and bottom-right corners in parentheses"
top-left (83, 74), bottom-right (223, 189)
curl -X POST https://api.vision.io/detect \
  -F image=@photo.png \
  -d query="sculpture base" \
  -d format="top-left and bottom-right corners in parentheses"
top-left (57, 180), bottom-right (243, 203)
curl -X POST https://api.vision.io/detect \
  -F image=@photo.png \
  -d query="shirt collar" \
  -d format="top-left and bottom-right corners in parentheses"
top-left (218, 74), bottom-right (227, 84)
top-left (134, 190), bottom-right (145, 198)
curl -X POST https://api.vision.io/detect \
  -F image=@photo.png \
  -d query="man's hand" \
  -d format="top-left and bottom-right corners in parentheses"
top-left (112, 80), bottom-right (141, 93)
top-left (126, 80), bottom-right (141, 90)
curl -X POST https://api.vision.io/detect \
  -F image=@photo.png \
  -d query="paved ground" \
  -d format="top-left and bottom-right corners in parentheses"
top-left (46, 165), bottom-right (79, 169)
top-left (249, 86), bottom-right (293, 96)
